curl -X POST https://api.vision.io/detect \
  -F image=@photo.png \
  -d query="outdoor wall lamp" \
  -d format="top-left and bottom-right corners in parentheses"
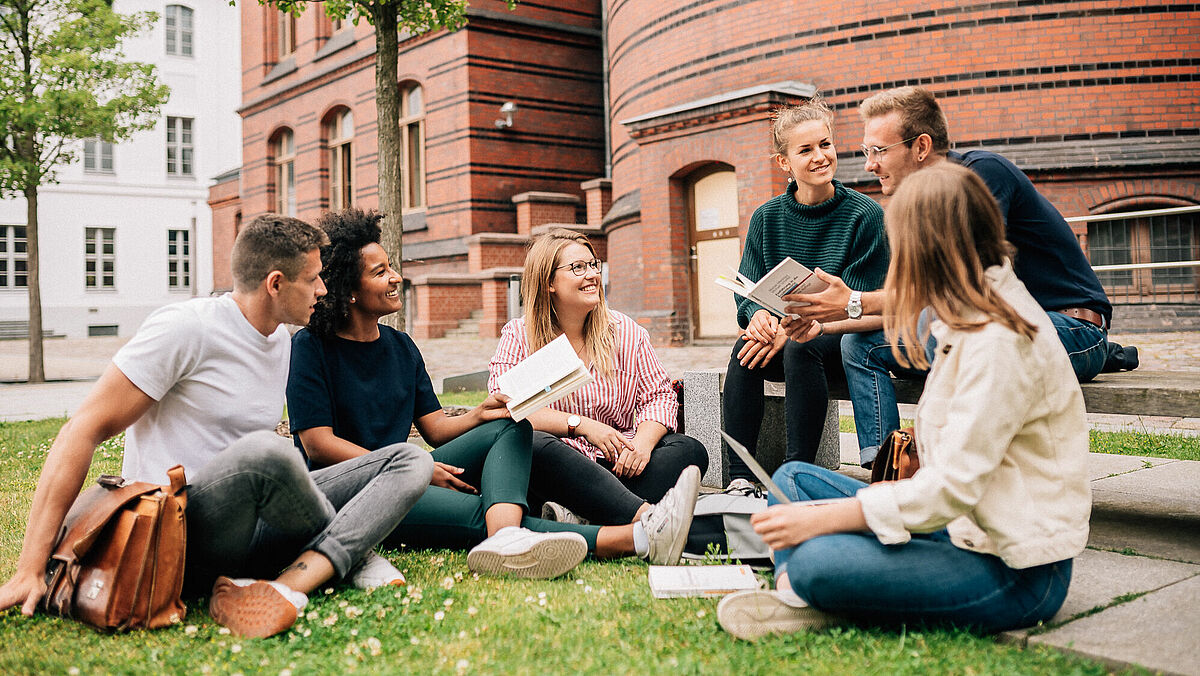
top-left (494, 101), bottom-right (517, 129)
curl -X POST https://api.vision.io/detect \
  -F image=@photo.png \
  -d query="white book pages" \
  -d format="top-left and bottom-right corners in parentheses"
top-left (496, 334), bottom-right (594, 421)
top-left (647, 564), bottom-right (760, 598)
top-left (714, 257), bottom-right (828, 318)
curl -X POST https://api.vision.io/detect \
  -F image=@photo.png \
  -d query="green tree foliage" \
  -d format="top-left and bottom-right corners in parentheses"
top-left (258, 0), bottom-right (514, 330)
top-left (0, 0), bottom-right (169, 382)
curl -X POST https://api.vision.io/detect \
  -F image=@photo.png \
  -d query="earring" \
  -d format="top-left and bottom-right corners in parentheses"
top-left (787, 176), bottom-right (794, 183)
top-left (350, 296), bottom-right (356, 303)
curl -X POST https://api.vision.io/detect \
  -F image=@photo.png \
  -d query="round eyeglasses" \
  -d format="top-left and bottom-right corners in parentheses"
top-left (556, 259), bottom-right (603, 276)
top-left (859, 135), bottom-right (921, 162)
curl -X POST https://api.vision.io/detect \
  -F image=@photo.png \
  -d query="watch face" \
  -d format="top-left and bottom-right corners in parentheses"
top-left (567, 415), bottom-right (581, 426)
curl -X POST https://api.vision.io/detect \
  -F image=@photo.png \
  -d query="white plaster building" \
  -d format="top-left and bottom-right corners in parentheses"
top-left (0, 1), bottom-right (241, 338)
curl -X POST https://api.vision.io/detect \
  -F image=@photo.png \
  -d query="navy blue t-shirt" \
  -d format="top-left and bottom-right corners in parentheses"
top-left (287, 326), bottom-right (441, 460)
top-left (950, 150), bottom-right (1112, 324)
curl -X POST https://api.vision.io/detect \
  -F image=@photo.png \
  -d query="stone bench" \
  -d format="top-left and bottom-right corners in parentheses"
top-left (682, 368), bottom-right (1200, 489)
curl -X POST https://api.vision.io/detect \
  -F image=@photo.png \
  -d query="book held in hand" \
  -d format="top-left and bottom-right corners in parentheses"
top-left (715, 257), bottom-right (828, 318)
top-left (647, 564), bottom-right (760, 598)
top-left (495, 334), bottom-right (594, 421)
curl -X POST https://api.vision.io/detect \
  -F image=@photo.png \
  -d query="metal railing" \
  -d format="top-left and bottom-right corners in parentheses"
top-left (1067, 205), bottom-right (1200, 304)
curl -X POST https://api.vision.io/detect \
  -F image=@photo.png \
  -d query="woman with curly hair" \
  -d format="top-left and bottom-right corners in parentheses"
top-left (286, 209), bottom-right (699, 578)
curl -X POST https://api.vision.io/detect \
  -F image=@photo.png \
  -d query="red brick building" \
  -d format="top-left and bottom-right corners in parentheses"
top-left (213, 0), bottom-right (1200, 343)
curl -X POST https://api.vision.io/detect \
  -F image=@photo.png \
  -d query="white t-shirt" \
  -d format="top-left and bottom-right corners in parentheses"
top-left (113, 294), bottom-right (290, 483)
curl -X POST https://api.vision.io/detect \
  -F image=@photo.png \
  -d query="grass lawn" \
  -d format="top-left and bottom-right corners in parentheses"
top-left (0, 418), bottom-right (1157, 675)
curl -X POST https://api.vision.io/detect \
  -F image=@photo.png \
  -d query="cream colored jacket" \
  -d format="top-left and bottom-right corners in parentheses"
top-left (857, 263), bottom-right (1091, 569)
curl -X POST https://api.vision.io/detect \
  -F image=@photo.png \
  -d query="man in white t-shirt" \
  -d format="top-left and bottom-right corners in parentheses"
top-left (0, 215), bottom-right (433, 638)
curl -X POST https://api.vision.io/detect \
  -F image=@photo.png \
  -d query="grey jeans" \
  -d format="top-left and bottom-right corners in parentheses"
top-left (183, 430), bottom-right (433, 594)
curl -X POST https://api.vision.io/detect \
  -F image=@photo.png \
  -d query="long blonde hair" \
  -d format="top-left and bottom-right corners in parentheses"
top-left (884, 163), bottom-right (1037, 369)
top-left (522, 228), bottom-right (615, 377)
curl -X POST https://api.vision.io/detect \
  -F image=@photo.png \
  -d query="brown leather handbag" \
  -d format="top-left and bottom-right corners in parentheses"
top-left (41, 465), bottom-right (188, 631)
top-left (870, 427), bottom-right (920, 483)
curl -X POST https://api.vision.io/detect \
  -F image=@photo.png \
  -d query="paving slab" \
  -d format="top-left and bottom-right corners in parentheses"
top-left (1087, 509), bottom-right (1200, 564)
top-left (1091, 460), bottom-right (1200, 518)
top-left (1001, 548), bottom-right (1199, 644)
top-left (1027, 574), bottom-right (1200, 676)
top-left (0, 381), bottom-right (96, 422)
top-left (1086, 452), bottom-right (1177, 481)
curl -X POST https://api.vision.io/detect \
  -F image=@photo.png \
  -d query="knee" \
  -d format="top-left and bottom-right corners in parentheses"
top-left (674, 434), bottom-right (709, 473)
top-left (376, 441), bottom-right (435, 483)
top-left (224, 430), bottom-right (308, 479)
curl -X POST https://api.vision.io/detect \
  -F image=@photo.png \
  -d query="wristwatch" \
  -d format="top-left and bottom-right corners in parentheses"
top-left (846, 290), bottom-right (863, 320)
top-left (566, 415), bottom-right (582, 438)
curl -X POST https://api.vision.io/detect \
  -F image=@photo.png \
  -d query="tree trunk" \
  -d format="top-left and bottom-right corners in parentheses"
top-left (373, 7), bottom-right (405, 331)
top-left (24, 181), bottom-right (44, 383)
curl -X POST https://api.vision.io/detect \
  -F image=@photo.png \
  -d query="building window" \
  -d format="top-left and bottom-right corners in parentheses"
top-left (85, 227), bottom-right (116, 290)
top-left (165, 5), bottom-right (193, 57)
top-left (168, 229), bottom-right (190, 290)
top-left (400, 83), bottom-right (425, 211)
top-left (166, 116), bottom-right (193, 176)
top-left (327, 109), bottom-right (353, 210)
top-left (0, 225), bottom-right (28, 289)
top-left (1087, 207), bottom-right (1199, 301)
top-left (83, 138), bottom-right (114, 173)
top-left (277, 11), bottom-right (296, 58)
top-left (272, 129), bottom-right (296, 216)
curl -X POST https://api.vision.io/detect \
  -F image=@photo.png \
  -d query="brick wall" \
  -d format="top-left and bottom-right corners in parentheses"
top-left (605, 0), bottom-right (1199, 342)
top-left (411, 279), bottom-right (481, 340)
top-left (207, 173), bottom-right (241, 292)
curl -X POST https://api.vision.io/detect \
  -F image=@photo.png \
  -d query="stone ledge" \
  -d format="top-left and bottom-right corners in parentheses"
top-left (511, 191), bottom-right (580, 205)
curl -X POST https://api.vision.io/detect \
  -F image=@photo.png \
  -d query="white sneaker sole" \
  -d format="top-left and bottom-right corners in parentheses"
top-left (467, 533), bottom-right (587, 579)
top-left (717, 590), bottom-right (832, 640)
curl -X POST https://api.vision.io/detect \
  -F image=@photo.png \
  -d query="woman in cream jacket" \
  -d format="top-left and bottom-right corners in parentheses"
top-left (717, 163), bottom-right (1090, 639)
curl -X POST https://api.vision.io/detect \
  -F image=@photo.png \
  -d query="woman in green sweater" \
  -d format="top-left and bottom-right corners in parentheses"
top-left (723, 96), bottom-right (889, 490)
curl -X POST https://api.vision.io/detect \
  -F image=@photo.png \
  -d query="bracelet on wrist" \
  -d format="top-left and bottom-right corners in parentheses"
top-left (816, 323), bottom-right (824, 337)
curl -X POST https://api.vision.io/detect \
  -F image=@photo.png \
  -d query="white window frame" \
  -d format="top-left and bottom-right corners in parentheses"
top-left (0, 225), bottom-right (28, 289)
top-left (327, 109), bottom-right (353, 210)
top-left (166, 116), bottom-right (194, 176)
top-left (83, 138), bottom-right (114, 173)
top-left (85, 227), bottom-right (116, 290)
top-left (400, 84), bottom-right (426, 212)
top-left (273, 129), bottom-right (296, 216)
top-left (165, 5), bottom-right (194, 57)
top-left (167, 229), bottom-right (190, 291)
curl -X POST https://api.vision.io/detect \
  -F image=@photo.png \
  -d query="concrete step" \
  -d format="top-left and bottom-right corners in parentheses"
top-left (1111, 303), bottom-right (1200, 333)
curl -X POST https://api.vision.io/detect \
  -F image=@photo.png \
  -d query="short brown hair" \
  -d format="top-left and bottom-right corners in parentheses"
top-left (770, 93), bottom-right (834, 156)
top-left (859, 86), bottom-right (950, 154)
top-left (231, 214), bottom-right (328, 290)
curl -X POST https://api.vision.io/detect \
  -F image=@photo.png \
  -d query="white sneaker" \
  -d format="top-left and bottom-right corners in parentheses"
top-left (209, 576), bottom-right (308, 639)
top-left (641, 465), bottom-right (700, 565)
top-left (466, 527), bottom-right (587, 579)
top-left (725, 478), bottom-right (762, 497)
top-left (540, 501), bottom-right (589, 525)
top-left (349, 551), bottom-right (406, 589)
top-left (717, 590), bottom-right (832, 640)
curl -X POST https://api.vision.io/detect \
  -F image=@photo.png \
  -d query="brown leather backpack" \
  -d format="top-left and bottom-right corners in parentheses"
top-left (41, 465), bottom-right (188, 631)
top-left (870, 428), bottom-right (920, 483)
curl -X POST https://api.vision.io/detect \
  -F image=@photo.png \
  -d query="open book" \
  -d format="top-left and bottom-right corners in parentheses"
top-left (715, 257), bottom-right (828, 318)
top-left (495, 334), bottom-right (594, 422)
top-left (647, 564), bottom-right (760, 598)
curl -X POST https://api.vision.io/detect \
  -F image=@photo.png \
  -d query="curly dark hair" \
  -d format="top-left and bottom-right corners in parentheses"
top-left (308, 208), bottom-right (385, 339)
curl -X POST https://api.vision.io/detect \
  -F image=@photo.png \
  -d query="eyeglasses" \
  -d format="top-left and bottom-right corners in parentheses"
top-left (556, 259), bottom-right (603, 276)
top-left (859, 135), bottom-right (921, 162)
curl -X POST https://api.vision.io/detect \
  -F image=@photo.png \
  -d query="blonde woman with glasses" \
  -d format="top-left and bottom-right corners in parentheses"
top-left (489, 229), bottom-right (706, 552)
top-left (718, 163), bottom-right (1089, 639)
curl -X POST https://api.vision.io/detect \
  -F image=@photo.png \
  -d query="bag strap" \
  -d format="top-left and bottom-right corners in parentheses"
top-left (165, 464), bottom-right (188, 508)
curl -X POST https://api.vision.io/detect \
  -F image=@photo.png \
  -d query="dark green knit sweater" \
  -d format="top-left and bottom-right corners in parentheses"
top-left (736, 179), bottom-right (889, 327)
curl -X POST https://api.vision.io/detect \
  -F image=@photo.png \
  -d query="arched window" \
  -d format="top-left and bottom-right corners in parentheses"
top-left (400, 83), bottom-right (425, 211)
top-left (165, 5), bottom-right (193, 57)
top-left (1087, 204), bottom-right (1199, 302)
top-left (326, 109), bottom-right (354, 210)
top-left (277, 10), bottom-right (296, 58)
top-left (272, 129), bottom-right (296, 216)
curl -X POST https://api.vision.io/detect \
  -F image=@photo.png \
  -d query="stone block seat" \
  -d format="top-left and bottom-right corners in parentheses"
top-left (682, 368), bottom-right (1200, 489)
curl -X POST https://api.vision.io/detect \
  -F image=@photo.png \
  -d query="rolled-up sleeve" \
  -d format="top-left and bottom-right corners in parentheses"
top-left (631, 326), bottom-right (678, 432)
top-left (856, 332), bottom-right (1034, 544)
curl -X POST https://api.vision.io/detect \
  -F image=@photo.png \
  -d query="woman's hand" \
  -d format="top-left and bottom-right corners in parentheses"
top-left (780, 316), bottom-right (822, 343)
top-left (473, 392), bottom-right (511, 422)
top-left (738, 325), bottom-right (788, 369)
top-left (744, 309), bottom-right (778, 344)
top-left (613, 443), bottom-right (652, 478)
top-left (431, 462), bottom-right (477, 494)
top-left (750, 503), bottom-right (828, 549)
top-left (579, 419), bottom-right (635, 463)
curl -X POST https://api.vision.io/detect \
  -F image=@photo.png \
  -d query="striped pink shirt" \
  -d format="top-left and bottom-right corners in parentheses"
top-left (488, 311), bottom-right (679, 462)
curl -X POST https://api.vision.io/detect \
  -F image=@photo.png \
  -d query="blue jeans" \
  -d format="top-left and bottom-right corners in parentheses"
top-left (842, 313), bottom-right (1107, 466)
top-left (770, 462), bottom-right (1072, 633)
